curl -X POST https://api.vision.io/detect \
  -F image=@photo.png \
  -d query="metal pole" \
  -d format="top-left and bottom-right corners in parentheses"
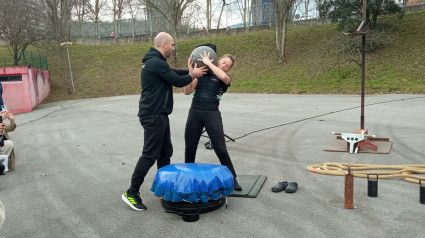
top-left (360, 0), bottom-right (367, 129)
top-left (66, 47), bottom-right (75, 93)
top-left (361, 35), bottom-right (365, 129)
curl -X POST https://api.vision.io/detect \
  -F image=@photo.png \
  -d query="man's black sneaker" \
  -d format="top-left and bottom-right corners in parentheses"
top-left (122, 191), bottom-right (147, 211)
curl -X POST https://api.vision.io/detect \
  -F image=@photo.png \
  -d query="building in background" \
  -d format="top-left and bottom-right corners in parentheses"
top-left (251, 0), bottom-right (297, 26)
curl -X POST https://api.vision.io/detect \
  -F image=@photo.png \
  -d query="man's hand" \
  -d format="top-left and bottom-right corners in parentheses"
top-left (191, 66), bottom-right (208, 79)
top-left (188, 57), bottom-right (208, 79)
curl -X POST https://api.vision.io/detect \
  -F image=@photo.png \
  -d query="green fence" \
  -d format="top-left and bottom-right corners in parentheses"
top-left (1, 50), bottom-right (48, 70)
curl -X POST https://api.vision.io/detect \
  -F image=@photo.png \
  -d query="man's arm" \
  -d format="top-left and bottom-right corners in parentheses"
top-left (146, 58), bottom-right (207, 87)
top-left (173, 69), bottom-right (189, 76)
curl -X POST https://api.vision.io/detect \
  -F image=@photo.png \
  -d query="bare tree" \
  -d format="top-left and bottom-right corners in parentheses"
top-left (304, 0), bottom-right (310, 19)
top-left (0, 0), bottom-right (45, 65)
top-left (112, 0), bottom-right (129, 36)
top-left (86, 0), bottom-right (107, 38)
top-left (73, 0), bottom-right (90, 37)
top-left (197, 0), bottom-right (224, 30)
top-left (74, 0), bottom-right (90, 22)
top-left (42, 0), bottom-right (75, 43)
top-left (206, 0), bottom-right (212, 30)
top-left (217, 0), bottom-right (226, 29)
top-left (141, 0), bottom-right (196, 65)
top-left (271, 0), bottom-right (296, 63)
top-left (142, 0), bottom-right (195, 37)
top-left (181, 2), bottom-right (205, 31)
top-left (128, 0), bottom-right (144, 37)
top-left (235, 0), bottom-right (253, 28)
top-left (293, 0), bottom-right (312, 20)
top-left (217, 0), bottom-right (238, 29)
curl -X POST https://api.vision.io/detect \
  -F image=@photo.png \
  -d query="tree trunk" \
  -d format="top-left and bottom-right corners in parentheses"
top-left (207, 0), bottom-right (211, 30)
top-left (217, 0), bottom-right (226, 29)
top-left (248, 0), bottom-right (253, 26)
top-left (243, 0), bottom-right (247, 27)
top-left (272, 0), bottom-right (296, 63)
top-left (171, 27), bottom-right (179, 67)
top-left (305, 0), bottom-right (310, 19)
top-left (279, 17), bottom-right (289, 62)
top-left (13, 45), bottom-right (20, 66)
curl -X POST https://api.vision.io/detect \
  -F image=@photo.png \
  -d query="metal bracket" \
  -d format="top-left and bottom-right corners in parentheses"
top-left (333, 131), bottom-right (377, 153)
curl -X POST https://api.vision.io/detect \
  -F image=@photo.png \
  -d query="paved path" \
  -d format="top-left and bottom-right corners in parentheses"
top-left (1, 94), bottom-right (425, 237)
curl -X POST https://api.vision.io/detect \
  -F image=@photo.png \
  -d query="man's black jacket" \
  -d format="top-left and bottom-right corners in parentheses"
top-left (138, 47), bottom-right (192, 117)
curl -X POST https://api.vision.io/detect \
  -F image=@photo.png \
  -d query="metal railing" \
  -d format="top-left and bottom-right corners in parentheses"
top-left (0, 50), bottom-right (48, 70)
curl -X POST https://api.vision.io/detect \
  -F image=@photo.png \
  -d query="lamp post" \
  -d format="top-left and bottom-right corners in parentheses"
top-left (60, 41), bottom-right (75, 93)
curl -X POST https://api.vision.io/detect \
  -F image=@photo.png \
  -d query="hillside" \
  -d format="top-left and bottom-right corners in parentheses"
top-left (1, 11), bottom-right (424, 103)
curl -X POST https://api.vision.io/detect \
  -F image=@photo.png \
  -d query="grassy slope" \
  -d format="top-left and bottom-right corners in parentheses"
top-left (0, 11), bottom-right (424, 103)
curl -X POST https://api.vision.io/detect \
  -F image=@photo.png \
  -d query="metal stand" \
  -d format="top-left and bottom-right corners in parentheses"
top-left (333, 130), bottom-right (377, 153)
top-left (343, 0), bottom-right (371, 129)
top-left (331, 0), bottom-right (390, 154)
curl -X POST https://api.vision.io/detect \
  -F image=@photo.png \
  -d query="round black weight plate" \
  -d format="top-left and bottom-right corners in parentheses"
top-left (161, 197), bottom-right (226, 214)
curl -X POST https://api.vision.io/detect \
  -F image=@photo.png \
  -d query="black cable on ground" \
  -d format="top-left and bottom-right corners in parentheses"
top-left (210, 95), bottom-right (425, 142)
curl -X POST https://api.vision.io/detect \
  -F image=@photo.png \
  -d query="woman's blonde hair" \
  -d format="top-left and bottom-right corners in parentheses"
top-left (219, 54), bottom-right (235, 66)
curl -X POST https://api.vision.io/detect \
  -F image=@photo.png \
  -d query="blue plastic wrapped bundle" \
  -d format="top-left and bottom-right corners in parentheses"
top-left (151, 163), bottom-right (234, 203)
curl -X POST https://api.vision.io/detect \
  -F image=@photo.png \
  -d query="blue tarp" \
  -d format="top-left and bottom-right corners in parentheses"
top-left (151, 163), bottom-right (234, 203)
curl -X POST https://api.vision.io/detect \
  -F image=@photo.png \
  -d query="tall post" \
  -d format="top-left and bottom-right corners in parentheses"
top-left (360, 0), bottom-right (367, 129)
top-left (61, 41), bottom-right (75, 93)
top-left (361, 35), bottom-right (365, 129)
top-left (66, 47), bottom-right (75, 93)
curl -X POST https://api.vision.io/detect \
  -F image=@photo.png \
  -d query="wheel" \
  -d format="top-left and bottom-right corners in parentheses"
top-left (160, 197), bottom-right (226, 214)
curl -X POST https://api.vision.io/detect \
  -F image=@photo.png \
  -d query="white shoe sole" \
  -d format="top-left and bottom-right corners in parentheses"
top-left (121, 194), bottom-right (146, 211)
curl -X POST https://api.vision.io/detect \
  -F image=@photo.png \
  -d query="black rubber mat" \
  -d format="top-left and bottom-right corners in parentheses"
top-left (229, 175), bottom-right (267, 198)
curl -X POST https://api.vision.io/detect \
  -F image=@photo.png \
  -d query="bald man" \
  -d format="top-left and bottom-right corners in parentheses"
top-left (122, 32), bottom-right (208, 211)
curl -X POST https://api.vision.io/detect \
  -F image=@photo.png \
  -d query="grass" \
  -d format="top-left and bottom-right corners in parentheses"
top-left (1, 11), bottom-right (424, 104)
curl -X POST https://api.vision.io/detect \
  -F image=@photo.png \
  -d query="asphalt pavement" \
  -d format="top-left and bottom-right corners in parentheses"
top-left (1, 93), bottom-right (424, 238)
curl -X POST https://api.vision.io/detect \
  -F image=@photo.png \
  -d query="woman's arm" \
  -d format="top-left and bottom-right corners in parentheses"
top-left (184, 78), bottom-right (198, 95)
top-left (198, 51), bottom-right (231, 85)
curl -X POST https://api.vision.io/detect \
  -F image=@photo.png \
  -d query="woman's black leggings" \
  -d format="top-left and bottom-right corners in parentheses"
top-left (184, 108), bottom-right (237, 178)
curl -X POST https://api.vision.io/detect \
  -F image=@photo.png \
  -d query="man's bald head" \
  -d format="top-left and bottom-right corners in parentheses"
top-left (153, 32), bottom-right (175, 58)
top-left (154, 32), bottom-right (173, 48)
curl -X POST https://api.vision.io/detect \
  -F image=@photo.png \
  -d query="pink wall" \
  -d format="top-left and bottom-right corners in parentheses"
top-left (0, 66), bottom-right (50, 114)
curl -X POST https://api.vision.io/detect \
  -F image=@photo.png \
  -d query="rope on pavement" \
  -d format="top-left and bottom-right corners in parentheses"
top-left (306, 163), bottom-right (425, 184)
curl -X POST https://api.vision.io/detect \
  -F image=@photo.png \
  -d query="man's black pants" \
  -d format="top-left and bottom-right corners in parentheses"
top-left (130, 114), bottom-right (172, 193)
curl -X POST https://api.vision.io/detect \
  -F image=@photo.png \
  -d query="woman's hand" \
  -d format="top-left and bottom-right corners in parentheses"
top-left (198, 50), bottom-right (214, 67)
